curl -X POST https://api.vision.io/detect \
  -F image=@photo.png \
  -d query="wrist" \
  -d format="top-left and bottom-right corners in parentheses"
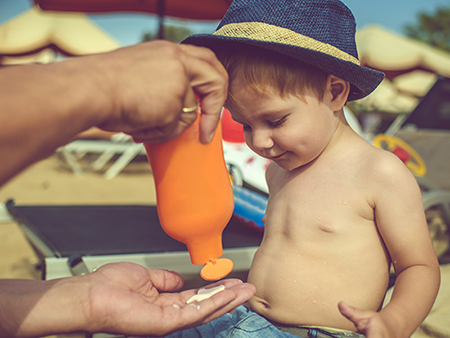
top-left (51, 56), bottom-right (114, 129)
top-left (378, 305), bottom-right (410, 338)
top-left (25, 276), bottom-right (94, 337)
top-left (0, 277), bottom-right (91, 338)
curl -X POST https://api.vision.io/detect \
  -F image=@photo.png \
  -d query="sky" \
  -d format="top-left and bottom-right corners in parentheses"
top-left (1, 0), bottom-right (450, 47)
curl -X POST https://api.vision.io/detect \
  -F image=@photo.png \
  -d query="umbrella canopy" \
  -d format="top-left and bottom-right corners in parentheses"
top-left (0, 6), bottom-right (120, 58)
top-left (353, 25), bottom-right (450, 114)
top-left (393, 70), bottom-right (438, 97)
top-left (1, 49), bottom-right (55, 65)
top-left (356, 25), bottom-right (450, 79)
top-left (33, 0), bottom-right (232, 21)
top-left (33, 0), bottom-right (231, 39)
top-left (354, 79), bottom-right (422, 114)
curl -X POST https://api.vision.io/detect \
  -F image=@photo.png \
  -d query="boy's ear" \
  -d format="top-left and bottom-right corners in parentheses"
top-left (325, 75), bottom-right (350, 111)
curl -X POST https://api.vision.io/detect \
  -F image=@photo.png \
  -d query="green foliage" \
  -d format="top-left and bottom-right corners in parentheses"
top-left (142, 24), bottom-right (194, 43)
top-left (404, 6), bottom-right (450, 53)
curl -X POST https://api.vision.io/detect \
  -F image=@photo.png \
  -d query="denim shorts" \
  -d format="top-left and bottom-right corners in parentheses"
top-left (156, 305), bottom-right (365, 338)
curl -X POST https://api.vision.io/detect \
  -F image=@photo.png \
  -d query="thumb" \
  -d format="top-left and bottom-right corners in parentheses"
top-left (338, 301), bottom-right (357, 321)
top-left (147, 269), bottom-right (185, 292)
top-left (338, 301), bottom-right (371, 333)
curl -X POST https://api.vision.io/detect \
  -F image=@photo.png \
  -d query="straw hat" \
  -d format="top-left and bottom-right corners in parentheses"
top-left (183, 0), bottom-right (384, 101)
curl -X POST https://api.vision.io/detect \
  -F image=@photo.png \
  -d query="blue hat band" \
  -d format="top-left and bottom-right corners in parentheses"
top-left (214, 22), bottom-right (361, 66)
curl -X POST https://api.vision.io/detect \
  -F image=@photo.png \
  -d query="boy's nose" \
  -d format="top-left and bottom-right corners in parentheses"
top-left (251, 128), bottom-right (273, 151)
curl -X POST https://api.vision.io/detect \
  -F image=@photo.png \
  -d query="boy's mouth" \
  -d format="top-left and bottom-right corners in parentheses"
top-left (268, 152), bottom-right (286, 160)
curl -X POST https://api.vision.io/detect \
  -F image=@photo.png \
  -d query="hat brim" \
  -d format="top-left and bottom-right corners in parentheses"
top-left (183, 34), bottom-right (384, 101)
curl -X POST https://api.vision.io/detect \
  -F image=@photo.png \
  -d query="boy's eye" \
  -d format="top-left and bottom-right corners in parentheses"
top-left (269, 115), bottom-right (287, 128)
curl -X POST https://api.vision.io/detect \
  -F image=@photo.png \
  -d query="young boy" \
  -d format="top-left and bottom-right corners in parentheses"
top-left (165, 0), bottom-right (440, 337)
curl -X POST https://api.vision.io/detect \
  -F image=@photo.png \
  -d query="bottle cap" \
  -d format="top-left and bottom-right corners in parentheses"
top-left (200, 258), bottom-right (233, 281)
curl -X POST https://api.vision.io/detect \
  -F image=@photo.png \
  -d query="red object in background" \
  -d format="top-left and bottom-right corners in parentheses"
top-left (33, 0), bottom-right (231, 20)
top-left (33, 0), bottom-right (231, 39)
top-left (392, 146), bottom-right (410, 163)
top-left (222, 108), bottom-right (245, 143)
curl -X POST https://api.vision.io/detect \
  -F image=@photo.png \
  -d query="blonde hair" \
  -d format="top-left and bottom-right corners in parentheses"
top-left (214, 43), bottom-right (328, 108)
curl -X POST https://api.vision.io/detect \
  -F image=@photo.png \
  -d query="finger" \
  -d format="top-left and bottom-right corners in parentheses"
top-left (182, 86), bottom-right (198, 113)
top-left (146, 269), bottom-right (185, 292)
top-left (131, 127), bottom-right (174, 144)
top-left (197, 278), bottom-right (247, 290)
top-left (200, 283), bottom-right (255, 322)
top-left (175, 279), bottom-right (247, 305)
top-left (151, 288), bottom-right (239, 336)
top-left (338, 301), bottom-right (371, 333)
top-left (123, 282), bottom-right (255, 336)
top-left (178, 283), bottom-right (255, 327)
top-left (179, 44), bottom-right (227, 78)
top-left (180, 48), bottom-right (228, 144)
top-left (199, 106), bottom-right (223, 144)
top-left (338, 301), bottom-right (355, 321)
top-left (177, 285), bottom-right (253, 325)
top-left (131, 112), bottom-right (196, 143)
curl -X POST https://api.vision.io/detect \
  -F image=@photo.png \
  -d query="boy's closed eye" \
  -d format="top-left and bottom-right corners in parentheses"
top-left (268, 115), bottom-right (288, 128)
top-left (240, 115), bottom-right (288, 132)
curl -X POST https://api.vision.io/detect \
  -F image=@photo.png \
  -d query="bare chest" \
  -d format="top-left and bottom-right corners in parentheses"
top-left (264, 166), bottom-right (375, 239)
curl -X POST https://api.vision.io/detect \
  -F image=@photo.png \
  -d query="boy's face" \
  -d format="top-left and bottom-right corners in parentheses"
top-left (228, 77), bottom-right (338, 171)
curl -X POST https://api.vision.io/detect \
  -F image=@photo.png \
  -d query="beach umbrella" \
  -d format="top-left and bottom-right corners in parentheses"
top-left (33, 0), bottom-right (232, 39)
top-left (356, 24), bottom-right (450, 79)
top-left (353, 25), bottom-right (450, 114)
top-left (0, 6), bottom-right (120, 60)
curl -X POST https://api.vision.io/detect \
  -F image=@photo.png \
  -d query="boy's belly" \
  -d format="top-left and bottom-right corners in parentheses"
top-left (247, 236), bottom-right (390, 331)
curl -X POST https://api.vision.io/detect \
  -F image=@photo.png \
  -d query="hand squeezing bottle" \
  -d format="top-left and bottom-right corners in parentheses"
top-left (144, 110), bottom-right (234, 280)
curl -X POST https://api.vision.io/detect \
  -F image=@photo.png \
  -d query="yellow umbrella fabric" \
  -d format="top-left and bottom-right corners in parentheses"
top-left (1, 48), bottom-right (54, 64)
top-left (0, 5), bottom-right (120, 57)
top-left (356, 24), bottom-right (450, 77)
top-left (353, 25), bottom-right (450, 113)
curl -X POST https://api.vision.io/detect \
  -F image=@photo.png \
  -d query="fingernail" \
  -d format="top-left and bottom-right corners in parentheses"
top-left (208, 131), bottom-right (215, 143)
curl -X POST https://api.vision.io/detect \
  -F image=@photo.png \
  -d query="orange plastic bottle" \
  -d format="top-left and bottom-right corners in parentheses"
top-left (144, 111), bottom-right (234, 280)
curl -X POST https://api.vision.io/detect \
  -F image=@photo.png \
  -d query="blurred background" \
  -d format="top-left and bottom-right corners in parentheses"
top-left (1, 1), bottom-right (450, 337)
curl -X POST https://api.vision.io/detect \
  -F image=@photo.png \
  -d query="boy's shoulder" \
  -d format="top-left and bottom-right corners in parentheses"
top-left (355, 141), bottom-right (419, 196)
top-left (363, 143), bottom-right (412, 178)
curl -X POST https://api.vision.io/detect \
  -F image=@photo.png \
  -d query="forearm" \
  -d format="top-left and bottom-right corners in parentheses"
top-left (0, 59), bottom-right (110, 186)
top-left (0, 277), bottom-right (92, 337)
top-left (380, 263), bottom-right (440, 338)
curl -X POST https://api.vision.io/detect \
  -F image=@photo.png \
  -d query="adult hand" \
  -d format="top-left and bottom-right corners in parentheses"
top-left (85, 263), bottom-right (255, 336)
top-left (2, 262), bottom-right (255, 338)
top-left (0, 40), bottom-right (228, 185)
top-left (92, 40), bottom-right (228, 144)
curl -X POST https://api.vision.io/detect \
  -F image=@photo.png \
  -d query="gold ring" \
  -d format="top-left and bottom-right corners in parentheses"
top-left (182, 104), bottom-right (198, 114)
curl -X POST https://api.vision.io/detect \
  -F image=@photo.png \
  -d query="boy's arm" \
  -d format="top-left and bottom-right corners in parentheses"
top-left (340, 152), bottom-right (440, 338)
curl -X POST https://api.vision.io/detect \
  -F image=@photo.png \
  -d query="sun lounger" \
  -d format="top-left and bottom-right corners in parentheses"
top-left (5, 200), bottom-right (263, 280)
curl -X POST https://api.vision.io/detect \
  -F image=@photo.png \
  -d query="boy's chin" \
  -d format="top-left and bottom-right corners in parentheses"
top-left (273, 159), bottom-right (299, 171)
top-left (273, 157), bottom-right (310, 171)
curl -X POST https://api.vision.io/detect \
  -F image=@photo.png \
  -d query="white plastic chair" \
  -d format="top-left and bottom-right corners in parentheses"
top-left (57, 132), bottom-right (146, 179)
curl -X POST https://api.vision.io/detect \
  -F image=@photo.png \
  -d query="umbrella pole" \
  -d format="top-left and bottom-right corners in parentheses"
top-left (158, 0), bottom-right (165, 39)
